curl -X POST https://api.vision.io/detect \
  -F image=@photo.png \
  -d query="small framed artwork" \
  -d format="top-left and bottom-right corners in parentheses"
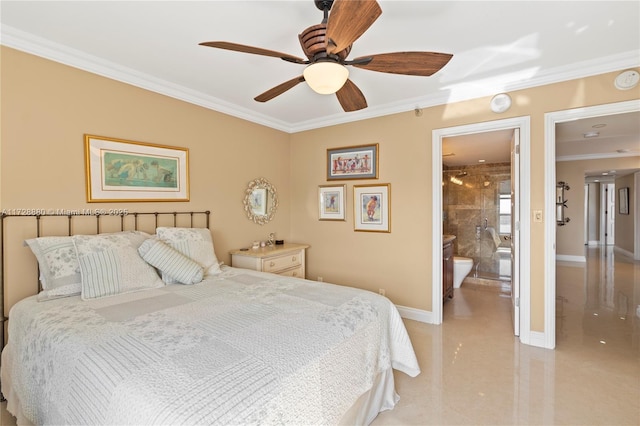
top-left (319, 184), bottom-right (346, 221)
top-left (327, 143), bottom-right (378, 180)
top-left (619, 187), bottom-right (629, 215)
top-left (353, 183), bottom-right (391, 232)
top-left (250, 188), bottom-right (267, 216)
top-left (84, 134), bottom-right (189, 202)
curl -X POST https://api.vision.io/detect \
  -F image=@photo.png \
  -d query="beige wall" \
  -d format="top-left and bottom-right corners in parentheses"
top-left (0, 47), bottom-right (292, 308)
top-left (2, 46), bottom-right (639, 335)
top-left (291, 70), bottom-right (640, 333)
top-left (615, 173), bottom-right (637, 253)
top-left (556, 157), bottom-right (640, 256)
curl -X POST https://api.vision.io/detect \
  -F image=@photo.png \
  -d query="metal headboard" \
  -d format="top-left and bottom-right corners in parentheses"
top-left (0, 210), bottom-right (210, 349)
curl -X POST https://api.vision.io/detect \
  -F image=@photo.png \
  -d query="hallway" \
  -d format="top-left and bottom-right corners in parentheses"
top-left (372, 246), bottom-right (639, 425)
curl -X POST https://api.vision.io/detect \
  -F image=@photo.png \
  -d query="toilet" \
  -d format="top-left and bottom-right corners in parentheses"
top-left (453, 257), bottom-right (473, 288)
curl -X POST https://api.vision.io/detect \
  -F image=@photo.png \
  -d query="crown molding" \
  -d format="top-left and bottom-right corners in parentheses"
top-left (556, 151), bottom-right (640, 162)
top-left (2, 24), bottom-right (639, 134)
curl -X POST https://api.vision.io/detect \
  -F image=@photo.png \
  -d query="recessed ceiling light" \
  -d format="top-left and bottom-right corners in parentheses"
top-left (602, 172), bottom-right (608, 175)
top-left (617, 149), bottom-right (630, 153)
top-left (583, 131), bottom-right (599, 138)
top-left (478, 159), bottom-right (486, 163)
top-left (594, 179), bottom-right (600, 182)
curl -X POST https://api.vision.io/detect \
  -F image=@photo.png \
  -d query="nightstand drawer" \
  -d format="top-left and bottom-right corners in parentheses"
top-left (277, 265), bottom-right (304, 278)
top-left (262, 252), bottom-right (301, 273)
top-left (229, 243), bottom-right (309, 279)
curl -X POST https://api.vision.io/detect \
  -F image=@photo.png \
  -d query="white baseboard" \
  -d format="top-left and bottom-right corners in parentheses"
top-left (396, 305), bottom-right (434, 324)
top-left (556, 254), bottom-right (586, 263)
top-left (527, 331), bottom-right (553, 349)
top-left (614, 246), bottom-right (636, 259)
top-left (587, 240), bottom-right (599, 247)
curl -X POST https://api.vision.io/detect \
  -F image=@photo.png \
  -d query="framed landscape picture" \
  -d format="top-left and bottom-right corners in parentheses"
top-left (319, 184), bottom-right (346, 221)
top-left (353, 183), bottom-right (391, 232)
top-left (327, 144), bottom-right (378, 180)
top-left (84, 134), bottom-right (189, 202)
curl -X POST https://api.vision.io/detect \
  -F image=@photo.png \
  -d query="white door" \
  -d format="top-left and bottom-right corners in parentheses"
top-left (510, 128), bottom-right (520, 336)
top-left (604, 184), bottom-right (615, 245)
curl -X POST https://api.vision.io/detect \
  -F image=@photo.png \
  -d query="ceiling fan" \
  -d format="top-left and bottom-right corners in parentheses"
top-left (199, 0), bottom-right (453, 112)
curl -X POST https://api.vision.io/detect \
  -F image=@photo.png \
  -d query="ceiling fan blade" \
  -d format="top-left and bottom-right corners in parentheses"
top-left (351, 52), bottom-right (453, 76)
top-left (254, 76), bottom-right (306, 103)
top-left (326, 0), bottom-right (382, 55)
top-left (336, 79), bottom-right (368, 112)
top-left (199, 41), bottom-right (307, 64)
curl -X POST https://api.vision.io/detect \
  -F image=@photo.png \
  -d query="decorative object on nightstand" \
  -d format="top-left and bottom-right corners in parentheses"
top-left (230, 243), bottom-right (309, 278)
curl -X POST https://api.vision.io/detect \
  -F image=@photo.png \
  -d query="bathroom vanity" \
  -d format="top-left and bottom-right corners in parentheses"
top-left (443, 235), bottom-right (456, 301)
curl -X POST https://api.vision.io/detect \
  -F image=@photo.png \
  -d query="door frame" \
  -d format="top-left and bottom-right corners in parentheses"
top-left (600, 183), bottom-right (615, 246)
top-left (431, 116), bottom-right (531, 345)
top-left (544, 99), bottom-right (640, 350)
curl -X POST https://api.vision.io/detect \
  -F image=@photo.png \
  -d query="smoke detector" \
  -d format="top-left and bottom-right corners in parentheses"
top-left (490, 93), bottom-right (512, 113)
top-left (614, 70), bottom-right (639, 90)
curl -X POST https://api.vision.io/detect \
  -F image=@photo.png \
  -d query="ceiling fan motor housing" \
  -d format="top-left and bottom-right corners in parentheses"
top-left (299, 23), bottom-right (351, 62)
top-left (314, 0), bottom-right (334, 12)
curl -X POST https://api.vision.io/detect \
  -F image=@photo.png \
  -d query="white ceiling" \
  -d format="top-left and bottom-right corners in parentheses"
top-left (2, 0), bottom-right (639, 180)
top-left (2, 0), bottom-right (639, 134)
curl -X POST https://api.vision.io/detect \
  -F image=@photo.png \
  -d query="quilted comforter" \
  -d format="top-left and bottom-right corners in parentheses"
top-left (1, 266), bottom-right (420, 425)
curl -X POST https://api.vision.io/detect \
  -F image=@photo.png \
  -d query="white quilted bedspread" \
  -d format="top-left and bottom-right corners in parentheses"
top-left (2, 266), bottom-right (420, 425)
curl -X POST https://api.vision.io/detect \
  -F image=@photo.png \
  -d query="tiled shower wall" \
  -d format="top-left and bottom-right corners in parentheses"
top-left (443, 163), bottom-right (511, 277)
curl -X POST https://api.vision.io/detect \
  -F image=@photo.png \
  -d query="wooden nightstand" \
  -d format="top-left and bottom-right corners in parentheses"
top-left (229, 243), bottom-right (309, 278)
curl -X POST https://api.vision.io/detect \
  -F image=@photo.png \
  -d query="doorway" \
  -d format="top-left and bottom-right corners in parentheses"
top-left (431, 116), bottom-right (531, 343)
top-left (544, 99), bottom-right (640, 350)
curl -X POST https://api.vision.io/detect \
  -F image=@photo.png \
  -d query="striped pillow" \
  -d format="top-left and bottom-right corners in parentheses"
top-left (138, 238), bottom-right (203, 285)
top-left (73, 232), bottom-right (164, 300)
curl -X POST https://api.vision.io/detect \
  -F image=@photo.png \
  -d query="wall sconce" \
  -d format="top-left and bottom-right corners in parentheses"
top-left (556, 181), bottom-right (570, 226)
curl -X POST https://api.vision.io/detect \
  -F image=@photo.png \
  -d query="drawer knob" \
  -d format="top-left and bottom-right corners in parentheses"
top-left (270, 261), bottom-right (275, 267)
top-left (292, 256), bottom-right (297, 261)
top-left (292, 271), bottom-right (298, 277)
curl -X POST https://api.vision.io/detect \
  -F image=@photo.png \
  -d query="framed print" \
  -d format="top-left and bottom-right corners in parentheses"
top-left (619, 187), bottom-right (629, 215)
top-left (84, 134), bottom-right (189, 202)
top-left (250, 188), bottom-right (267, 216)
top-left (327, 144), bottom-right (378, 180)
top-left (319, 184), bottom-right (346, 221)
top-left (354, 184), bottom-right (391, 232)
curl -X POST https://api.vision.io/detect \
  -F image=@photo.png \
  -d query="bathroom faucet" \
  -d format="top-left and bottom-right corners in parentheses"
top-left (484, 218), bottom-right (488, 230)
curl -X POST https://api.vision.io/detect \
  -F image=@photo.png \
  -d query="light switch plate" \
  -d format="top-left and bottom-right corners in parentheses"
top-left (533, 210), bottom-right (543, 222)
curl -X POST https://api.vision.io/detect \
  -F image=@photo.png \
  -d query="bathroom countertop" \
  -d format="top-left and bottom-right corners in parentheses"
top-left (443, 235), bottom-right (457, 244)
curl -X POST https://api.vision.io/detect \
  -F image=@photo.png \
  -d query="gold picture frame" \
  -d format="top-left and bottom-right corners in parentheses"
top-left (84, 134), bottom-right (189, 202)
top-left (319, 184), bottom-right (346, 221)
top-left (353, 183), bottom-right (391, 232)
top-left (327, 144), bottom-right (378, 180)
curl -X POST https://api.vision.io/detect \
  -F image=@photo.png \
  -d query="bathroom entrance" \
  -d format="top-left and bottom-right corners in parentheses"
top-left (442, 163), bottom-right (513, 284)
top-left (432, 116), bottom-right (530, 340)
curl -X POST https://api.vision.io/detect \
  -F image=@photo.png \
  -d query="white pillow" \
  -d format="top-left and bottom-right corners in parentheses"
top-left (138, 238), bottom-right (203, 285)
top-left (25, 236), bottom-right (81, 301)
top-left (156, 227), bottom-right (221, 283)
top-left (73, 231), bottom-right (163, 300)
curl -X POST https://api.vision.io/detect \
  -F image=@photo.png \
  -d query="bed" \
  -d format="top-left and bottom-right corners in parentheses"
top-left (0, 211), bottom-right (420, 425)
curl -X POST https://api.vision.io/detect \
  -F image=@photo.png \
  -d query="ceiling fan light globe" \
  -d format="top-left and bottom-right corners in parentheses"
top-left (303, 62), bottom-right (349, 94)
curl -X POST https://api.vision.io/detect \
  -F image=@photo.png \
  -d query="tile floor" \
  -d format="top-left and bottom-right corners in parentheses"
top-left (372, 246), bottom-right (639, 425)
top-left (2, 247), bottom-right (639, 425)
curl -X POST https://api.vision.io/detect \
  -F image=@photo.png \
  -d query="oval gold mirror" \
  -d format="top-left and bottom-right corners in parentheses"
top-left (243, 177), bottom-right (278, 225)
